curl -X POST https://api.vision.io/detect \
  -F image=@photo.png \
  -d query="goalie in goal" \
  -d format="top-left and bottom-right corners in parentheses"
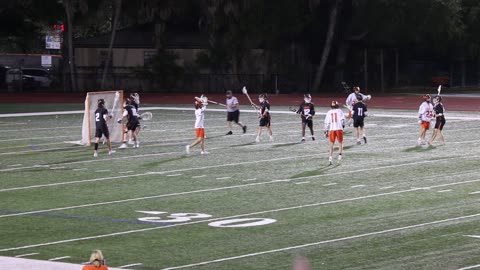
top-left (81, 91), bottom-right (124, 146)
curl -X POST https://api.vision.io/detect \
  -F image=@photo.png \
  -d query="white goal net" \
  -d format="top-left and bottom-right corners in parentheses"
top-left (81, 90), bottom-right (124, 146)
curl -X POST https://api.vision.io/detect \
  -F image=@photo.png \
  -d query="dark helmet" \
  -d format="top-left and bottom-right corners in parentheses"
top-left (434, 95), bottom-right (442, 103)
top-left (304, 93), bottom-right (312, 103)
top-left (97, 99), bottom-right (105, 107)
top-left (226, 90), bottom-right (233, 96)
top-left (353, 86), bottom-right (360, 92)
top-left (356, 94), bottom-right (363, 101)
top-left (330, 100), bottom-right (339, 109)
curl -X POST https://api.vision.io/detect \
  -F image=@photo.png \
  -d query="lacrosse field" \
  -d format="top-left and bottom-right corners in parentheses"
top-left (1, 102), bottom-right (480, 270)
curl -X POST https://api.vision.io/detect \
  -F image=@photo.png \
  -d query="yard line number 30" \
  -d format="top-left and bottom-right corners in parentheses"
top-left (136, 211), bottom-right (277, 228)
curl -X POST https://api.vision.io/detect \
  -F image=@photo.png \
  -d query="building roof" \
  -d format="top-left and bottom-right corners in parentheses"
top-left (74, 23), bottom-right (210, 49)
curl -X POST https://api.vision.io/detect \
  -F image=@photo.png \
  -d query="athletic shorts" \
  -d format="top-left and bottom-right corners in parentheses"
top-left (95, 126), bottom-right (110, 138)
top-left (329, 130), bottom-right (343, 143)
top-left (353, 118), bottom-right (364, 128)
top-left (195, 128), bottom-right (205, 138)
top-left (259, 117), bottom-right (271, 127)
top-left (434, 118), bottom-right (446, 130)
top-left (302, 118), bottom-right (313, 128)
top-left (421, 121), bottom-right (430, 130)
top-left (127, 120), bottom-right (141, 131)
top-left (227, 110), bottom-right (240, 123)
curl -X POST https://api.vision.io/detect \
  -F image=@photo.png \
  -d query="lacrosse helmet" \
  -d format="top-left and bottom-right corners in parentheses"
top-left (304, 93), bottom-right (312, 103)
top-left (353, 86), bottom-right (360, 93)
top-left (130, 93), bottom-right (140, 104)
top-left (258, 93), bottom-right (267, 103)
top-left (423, 94), bottom-right (431, 102)
top-left (434, 95), bottom-right (442, 104)
top-left (226, 90), bottom-right (233, 98)
top-left (356, 94), bottom-right (363, 101)
top-left (97, 99), bottom-right (105, 107)
top-left (330, 100), bottom-right (340, 109)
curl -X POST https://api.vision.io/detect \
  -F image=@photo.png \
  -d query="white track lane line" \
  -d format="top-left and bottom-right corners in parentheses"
top-left (1, 178), bottom-right (480, 252)
top-left (161, 213), bottom-right (480, 270)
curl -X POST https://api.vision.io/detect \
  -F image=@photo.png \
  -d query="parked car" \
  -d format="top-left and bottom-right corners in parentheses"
top-left (6, 69), bottom-right (36, 91)
top-left (21, 68), bottom-right (55, 88)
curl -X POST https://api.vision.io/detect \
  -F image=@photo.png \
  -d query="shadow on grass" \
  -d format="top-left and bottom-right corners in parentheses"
top-left (230, 142), bottom-right (256, 148)
top-left (403, 145), bottom-right (436, 152)
top-left (272, 142), bottom-right (300, 148)
top-left (291, 163), bottom-right (341, 179)
top-left (142, 155), bottom-right (189, 168)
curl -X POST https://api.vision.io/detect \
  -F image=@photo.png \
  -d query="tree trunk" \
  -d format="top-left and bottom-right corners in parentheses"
top-left (312, 0), bottom-right (342, 91)
top-left (333, 40), bottom-right (349, 87)
top-left (101, 0), bottom-right (122, 89)
top-left (64, 0), bottom-right (77, 92)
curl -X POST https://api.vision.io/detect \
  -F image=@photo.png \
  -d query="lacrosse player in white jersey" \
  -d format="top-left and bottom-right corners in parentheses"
top-left (345, 86), bottom-right (371, 126)
top-left (324, 101), bottom-right (345, 165)
top-left (186, 97), bottom-right (208, 155)
top-left (417, 94), bottom-right (434, 146)
top-left (225, 90), bottom-right (247, 135)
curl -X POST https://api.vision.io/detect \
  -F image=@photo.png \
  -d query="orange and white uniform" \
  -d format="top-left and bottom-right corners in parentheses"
top-left (194, 106), bottom-right (206, 138)
top-left (418, 101), bottom-right (433, 129)
top-left (324, 108), bottom-right (345, 143)
top-left (83, 264), bottom-right (108, 270)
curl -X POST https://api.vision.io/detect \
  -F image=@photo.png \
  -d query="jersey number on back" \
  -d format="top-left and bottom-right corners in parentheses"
top-left (330, 112), bottom-right (338, 123)
top-left (357, 108), bottom-right (363, 116)
top-left (95, 112), bottom-right (100, 122)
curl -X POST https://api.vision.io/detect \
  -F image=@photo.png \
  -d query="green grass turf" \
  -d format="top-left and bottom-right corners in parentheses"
top-left (1, 104), bottom-right (480, 269)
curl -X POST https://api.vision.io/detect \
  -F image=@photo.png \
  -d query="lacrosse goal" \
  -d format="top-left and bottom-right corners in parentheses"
top-left (81, 90), bottom-right (124, 146)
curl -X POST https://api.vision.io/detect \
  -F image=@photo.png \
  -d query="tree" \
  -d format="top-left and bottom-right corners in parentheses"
top-left (101, 0), bottom-right (122, 89)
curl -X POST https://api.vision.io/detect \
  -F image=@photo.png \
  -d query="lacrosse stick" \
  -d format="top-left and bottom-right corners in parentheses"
top-left (206, 99), bottom-right (226, 107)
top-left (110, 91), bottom-right (120, 118)
top-left (288, 106), bottom-right (298, 113)
top-left (241, 86), bottom-right (261, 115)
top-left (437, 85), bottom-right (442, 96)
top-left (140, 112), bottom-right (153, 121)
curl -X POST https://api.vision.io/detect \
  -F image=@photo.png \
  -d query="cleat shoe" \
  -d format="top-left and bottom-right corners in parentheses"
top-left (136, 142), bottom-right (140, 148)
top-left (301, 138), bottom-right (306, 143)
top-left (128, 139), bottom-right (134, 145)
top-left (356, 141), bottom-right (361, 145)
top-left (338, 154), bottom-right (343, 162)
top-left (269, 136), bottom-right (274, 142)
top-left (328, 156), bottom-right (333, 165)
top-left (363, 136), bottom-right (367, 144)
top-left (93, 152), bottom-right (98, 157)
top-left (119, 143), bottom-right (128, 149)
top-left (255, 137), bottom-right (260, 143)
top-left (108, 150), bottom-right (115, 155)
top-left (226, 131), bottom-right (233, 135)
top-left (312, 136), bottom-right (315, 141)
top-left (185, 145), bottom-right (190, 154)
top-left (243, 126), bottom-right (247, 133)
top-left (201, 151), bottom-right (209, 155)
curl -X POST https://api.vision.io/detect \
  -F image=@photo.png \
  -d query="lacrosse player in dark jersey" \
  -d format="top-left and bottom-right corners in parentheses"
top-left (255, 93), bottom-right (273, 143)
top-left (118, 98), bottom-right (141, 149)
top-left (295, 94), bottom-right (315, 142)
top-left (127, 93), bottom-right (140, 145)
top-left (93, 99), bottom-right (115, 157)
top-left (352, 94), bottom-right (368, 145)
top-left (428, 95), bottom-right (446, 145)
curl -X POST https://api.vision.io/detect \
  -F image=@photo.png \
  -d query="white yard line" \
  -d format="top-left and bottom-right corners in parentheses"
top-left (119, 263), bottom-right (143, 268)
top-left (379, 185), bottom-right (396, 190)
top-left (166, 174), bottom-right (183, 177)
top-left (351, 185), bottom-right (366, 188)
top-left (14, 253), bottom-right (39, 258)
top-left (457, 264), bottom-right (480, 270)
top-left (437, 189), bottom-right (452, 193)
top-left (0, 155), bottom-right (475, 220)
top-left (95, 169), bottom-right (111, 173)
top-left (192, 175), bottom-right (207, 179)
top-left (0, 135), bottom-right (75, 142)
top-left (1, 178), bottom-right (480, 252)
top-left (295, 181), bottom-right (310, 185)
top-left (322, 183), bottom-right (337, 186)
top-left (242, 178), bottom-right (257, 182)
top-left (216, 176), bottom-right (232, 180)
top-left (119, 171), bottom-right (134, 174)
top-left (72, 168), bottom-right (87, 171)
top-left (161, 213), bottom-right (480, 270)
top-left (48, 256), bottom-right (71, 261)
top-left (469, 191), bottom-right (480, 195)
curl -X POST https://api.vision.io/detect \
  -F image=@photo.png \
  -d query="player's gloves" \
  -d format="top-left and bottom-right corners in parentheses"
top-left (108, 113), bottom-right (113, 119)
top-left (305, 114), bottom-right (312, 120)
top-left (324, 130), bottom-right (329, 138)
top-left (117, 118), bottom-right (122, 124)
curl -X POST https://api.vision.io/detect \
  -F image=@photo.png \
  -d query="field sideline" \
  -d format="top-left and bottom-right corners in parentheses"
top-left (1, 97), bottom-right (480, 270)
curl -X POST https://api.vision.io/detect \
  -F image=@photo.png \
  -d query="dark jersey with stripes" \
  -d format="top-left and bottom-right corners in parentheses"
top-left (297, 102), bottom-right (315, 119)
top-left (94, 107), bottom-right (109, 128)
top-left (352, 102), bottom-right (368, 120)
